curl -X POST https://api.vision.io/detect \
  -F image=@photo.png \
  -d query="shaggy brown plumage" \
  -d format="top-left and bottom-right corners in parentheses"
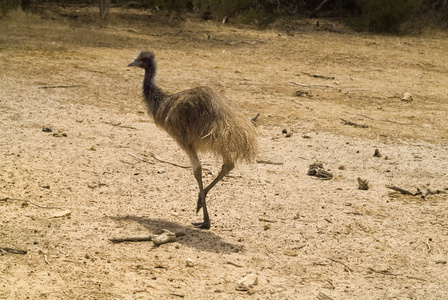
top-left (129, 51), bottom-right (257, 229)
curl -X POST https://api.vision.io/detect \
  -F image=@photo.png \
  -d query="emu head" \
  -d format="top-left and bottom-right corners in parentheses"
top-left (128, 51), bottom-right (156, 72)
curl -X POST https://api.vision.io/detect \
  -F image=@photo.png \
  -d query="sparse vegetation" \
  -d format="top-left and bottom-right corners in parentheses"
top-left (1, 1), bottom-right (447, 33)
top-left (350, 0), bottom-right (421, 33)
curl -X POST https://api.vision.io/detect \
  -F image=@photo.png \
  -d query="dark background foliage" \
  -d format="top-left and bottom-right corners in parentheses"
top-left (1, 0), bottom-right (447, 33)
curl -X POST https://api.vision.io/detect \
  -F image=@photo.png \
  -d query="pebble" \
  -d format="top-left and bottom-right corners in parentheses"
top-left (186, 258), bottom-right (194, 267)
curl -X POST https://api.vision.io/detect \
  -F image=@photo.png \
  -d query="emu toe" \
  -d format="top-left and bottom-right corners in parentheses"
top-left (192, 221), bottom-right (210, 229)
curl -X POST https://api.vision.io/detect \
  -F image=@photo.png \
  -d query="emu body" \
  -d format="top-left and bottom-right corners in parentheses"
top-left (129, 51), bottom-right (257, 229)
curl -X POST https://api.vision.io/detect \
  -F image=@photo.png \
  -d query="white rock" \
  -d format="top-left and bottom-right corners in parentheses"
top-left (401, 92), bottom-right (413, 102)
top-left (52, 210), bottom-right (72, 218)
top-left (238, 273), bottom-right (258, 286)
top-left (186, 258), bottom-right (194, 267)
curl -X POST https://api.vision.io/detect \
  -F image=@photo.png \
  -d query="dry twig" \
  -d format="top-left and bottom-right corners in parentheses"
top-left (0, 197), bottom-right (62, 209)
top-left (256, 159), bottom-right (284, 165)
top-left (226, 261), bottom-right (243, 268)
top-left (290, 81), bottom-right (335, 89)
top-left (0, 247), bottom-right (27, 255)
top-left (328, 258), bottom-right (353, 272)
top-left (340, 118), bottom-right (369, 128)
top-left (104, 121), bottom-right (136, 129)
top-left (39, 85), bottom-right (83, 89)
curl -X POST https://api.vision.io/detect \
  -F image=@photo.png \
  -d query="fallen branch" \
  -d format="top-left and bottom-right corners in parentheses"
top-left (0, 247), bottom-right (27, 255)
top-left (0, 197), bottom-right (62, 209)
top-left (109, 236), bottom-right (153, 243)
top-left (308, 162), bottom-right (333, 180)
top-left (385, 185), bottom-right (415, 195)
top-left (340, 118), bottom-right (369, 128)
top-left (387, 185), bottom-right (448, 198)
top-left (110, 231), bottom-right (185, 244)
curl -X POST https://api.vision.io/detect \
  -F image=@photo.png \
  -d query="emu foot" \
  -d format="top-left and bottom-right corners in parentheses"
top-left (192, 221), bottom-right (210, 229)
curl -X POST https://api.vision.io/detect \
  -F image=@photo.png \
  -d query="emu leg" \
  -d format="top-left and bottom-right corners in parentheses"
top-left (196, 161), bottom-right (235, 213)
top-left (189, 153), bottom-right (210, 229)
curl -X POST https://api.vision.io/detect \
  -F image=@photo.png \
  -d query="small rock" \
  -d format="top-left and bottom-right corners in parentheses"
top-left (157, 169), bottom-right (166, 174)
top-left (235, 284), bottom-right (249, 292)
top-left (185, 258), bottom-right (194, 267)
top-left (238, 273), bottom-right (258, 286)
top-left (294, 90), bottom-right (311, 97)
top-left (52, 210), bottom-right (72, 218)
top-left (42, 127), bottom-right (52, 132)
top-left (283, 249), bottom-right (298, 257)
top-left (373, 149), bottom-right (382, 157)
top-left (357, 177), bottom-right (369, 190)
top-left (435, 260), bottom-right (447, 265)
top-left (401, 92), bottom-right (413, 102)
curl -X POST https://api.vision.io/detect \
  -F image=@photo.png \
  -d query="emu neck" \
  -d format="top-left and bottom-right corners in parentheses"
top-left (143, 70), bottom-right (166, 116)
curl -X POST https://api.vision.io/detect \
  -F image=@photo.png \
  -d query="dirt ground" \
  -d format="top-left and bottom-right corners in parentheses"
top-left (1, 5), bottom-right (448, 299)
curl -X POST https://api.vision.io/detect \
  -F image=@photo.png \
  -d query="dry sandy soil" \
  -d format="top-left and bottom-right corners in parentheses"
top-left (1, 5), bottom-right (448, 299)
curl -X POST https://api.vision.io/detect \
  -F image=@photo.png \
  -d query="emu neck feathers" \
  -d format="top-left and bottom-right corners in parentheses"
top-left (142, 70), bottom-right (166, 116)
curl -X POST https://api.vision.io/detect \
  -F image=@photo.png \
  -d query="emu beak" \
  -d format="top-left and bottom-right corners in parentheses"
top-left (128, 61), bottom-right (140, 67)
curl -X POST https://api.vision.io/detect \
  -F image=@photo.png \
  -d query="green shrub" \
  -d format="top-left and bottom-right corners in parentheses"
top-left (352, 0), bottom-right (421, 33)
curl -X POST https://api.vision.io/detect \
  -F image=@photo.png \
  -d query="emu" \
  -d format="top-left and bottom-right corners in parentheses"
top-left (128, 51), bottom-right (257, 229)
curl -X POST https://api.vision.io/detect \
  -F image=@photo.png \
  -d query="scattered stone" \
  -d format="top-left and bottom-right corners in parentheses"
top-left (42, 127), bottom-right (52, 132)
top-left (357, 177), bottom-right (369, 190)
top-left (235, 284), bottom-right (249, 292)
top-left (185, 258), bottom-right (194, 267)
top-left (373, 149), bottom-right (382, 157)
top-left (401, 92), bottom-right (413, 102)
top-left (52, 210), bottom-right (72, 218)
top-left (52, 132), bottom-right (67, 137)
top-left (283, 249), bottom-right (298, 257)
top-left (294, 90), bottom-right (311, 97)
top-left (238, 273), bottom-right (258, 286)
top-left (317, 292), bottom-right (334, 300)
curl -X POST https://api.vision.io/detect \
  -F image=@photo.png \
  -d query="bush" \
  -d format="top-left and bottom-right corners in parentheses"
top-left (351, 0), bottom-right (421, 33)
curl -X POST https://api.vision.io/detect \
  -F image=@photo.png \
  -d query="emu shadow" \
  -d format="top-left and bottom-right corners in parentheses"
top-left (109, 215), bottom-right (243, 254)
